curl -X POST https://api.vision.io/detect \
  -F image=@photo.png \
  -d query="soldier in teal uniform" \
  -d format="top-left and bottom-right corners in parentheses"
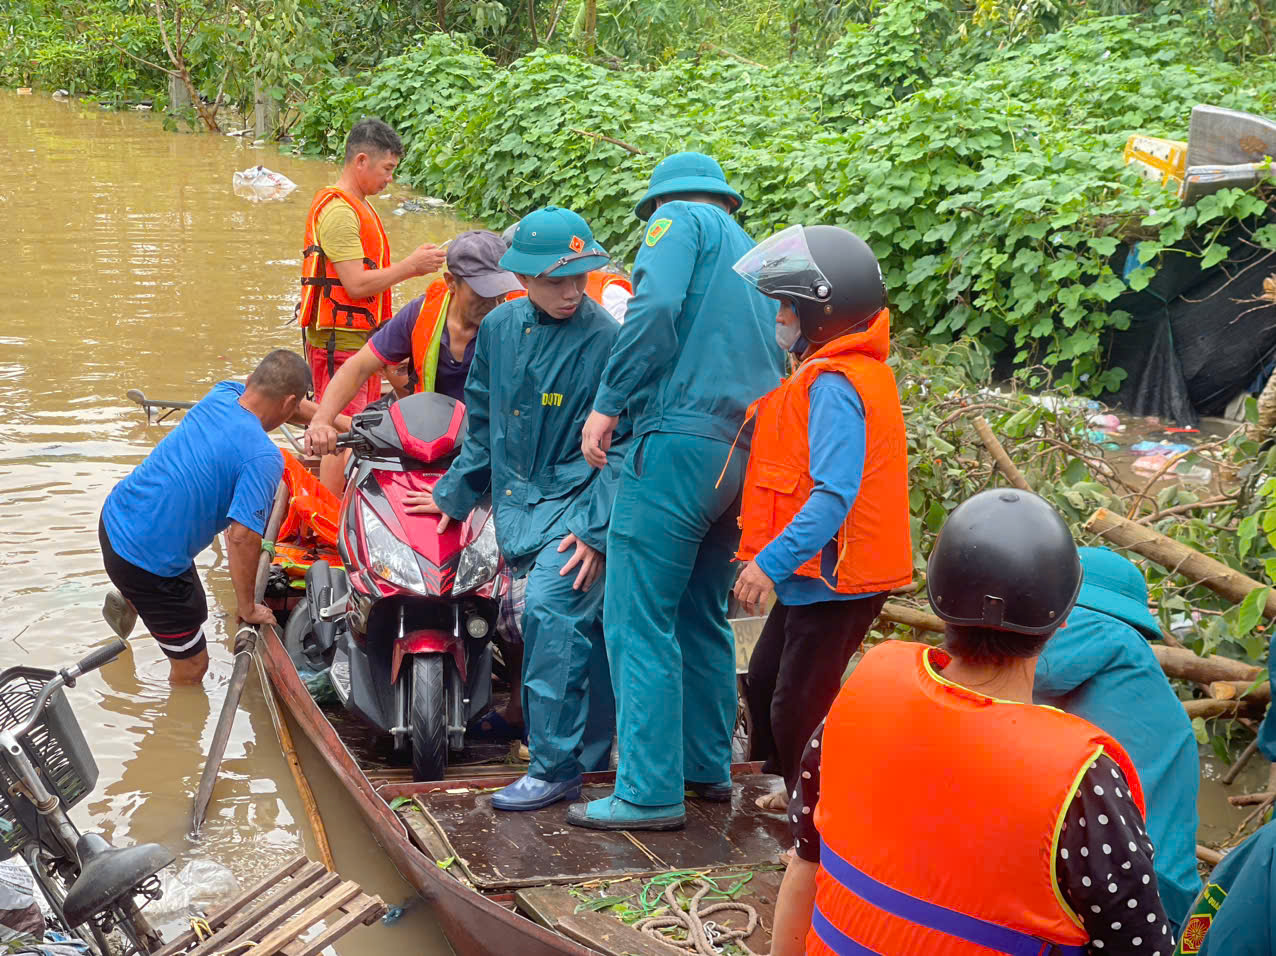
top-left (571, 152), bottom-right (785, 830)
top-left (1034, 546), bottom-right (1202, 931)
top-left (411, 206), bottom-right (628, 811)
top-left (1174, 822), bottom-right (1276, 955)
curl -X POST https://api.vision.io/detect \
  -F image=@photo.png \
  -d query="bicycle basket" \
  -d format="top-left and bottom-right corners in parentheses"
top-left (0, 666), bottom-right (99, 861)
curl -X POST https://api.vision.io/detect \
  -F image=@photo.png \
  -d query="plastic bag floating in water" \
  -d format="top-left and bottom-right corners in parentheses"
top-left (232, 166), bottom-right (297, 202)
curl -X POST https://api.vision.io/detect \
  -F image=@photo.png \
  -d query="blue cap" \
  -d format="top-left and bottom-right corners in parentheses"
top-left (498, 206), bottom-right (609, 278)
top-left (634, 151), bottom-right (743, 221)
top-left (1075, 547), bottom-right (1161, 640)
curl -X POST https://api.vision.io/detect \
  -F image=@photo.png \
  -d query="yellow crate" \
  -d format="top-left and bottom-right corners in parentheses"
top-left (1123, 135), bottom-right (1188, 191)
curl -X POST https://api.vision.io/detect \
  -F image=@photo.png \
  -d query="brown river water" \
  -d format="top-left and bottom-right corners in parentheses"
top-left (2, 91), bottom-right (461, 953)
top-left (0, 89), bottom-right (1267, 955)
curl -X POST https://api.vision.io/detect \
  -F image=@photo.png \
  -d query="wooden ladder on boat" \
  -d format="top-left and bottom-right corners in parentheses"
top-left (152, 855), bottom-right (385, 956)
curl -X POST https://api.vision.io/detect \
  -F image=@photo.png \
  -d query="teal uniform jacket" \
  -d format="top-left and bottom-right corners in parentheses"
top-left (1175, 823), bottom-right (1276, 954)
top-left (433, 295), bottom-right (629, 570)
top-left (1035, 606), bottom-right (1202, 927)
top-left (591, 200), bottom-right (784, 445)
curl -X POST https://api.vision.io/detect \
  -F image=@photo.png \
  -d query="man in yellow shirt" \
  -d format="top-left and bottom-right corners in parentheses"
top-left (298, 118), bottom-right (446, 490)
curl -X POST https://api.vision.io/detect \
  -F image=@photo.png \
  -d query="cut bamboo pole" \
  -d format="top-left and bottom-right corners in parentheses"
top-left (1183, 697), bottom-right (1266, 719)
top-left (880, 602), bottom-right (945, 634)
top-left (1085, 508), bottom-right (1276, 619)
top-left (973, 416), bottom-right (1032, 492)
top-left (274, 690), bottom-right (335, 870)
top-left (1209, 680), bottom-right (1272, 703)
top-left (1153, 645), bottom-right (1263, 683)
top-left (1230, 791), bottom-right (1276, 807)
top-left (1196, 844), bottom-right (1225, 865)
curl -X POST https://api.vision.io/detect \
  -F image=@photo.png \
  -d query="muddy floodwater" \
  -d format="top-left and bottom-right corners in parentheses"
top-left (0, 89), bottom-right (1267, 955)
top-left (2, 91), bottom-right (462, 953)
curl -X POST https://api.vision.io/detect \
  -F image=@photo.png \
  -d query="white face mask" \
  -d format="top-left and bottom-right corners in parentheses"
top-left (775, 320), bottom-right (801, 351)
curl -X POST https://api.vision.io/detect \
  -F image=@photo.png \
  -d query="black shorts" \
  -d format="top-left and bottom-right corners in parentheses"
top-left (98, 515), bottom-right (209, 660)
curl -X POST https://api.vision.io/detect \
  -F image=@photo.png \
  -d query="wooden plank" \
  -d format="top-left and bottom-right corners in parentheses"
top-left (557, 910), bottom-right (676, 956)
top-left (215, 872), bottom-right (346, 955)
top-left (186, 864), bottom-right (332, 954)
top-left (514, 885), bottom-right (579, 930)
top-left (244, 882), bottom-right (362, 956)
top-left (153, 855), bottom-right (309, 956)
top-left (282, 895), bottom-right (385, 956)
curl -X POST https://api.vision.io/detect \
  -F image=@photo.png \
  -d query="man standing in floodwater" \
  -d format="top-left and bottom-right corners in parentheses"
top-left (98, 350), bottom-right (311, 685)
top-left (570, 152), bottom-right (785, 830)
top-left (296, 117), bottom-right (447, 494)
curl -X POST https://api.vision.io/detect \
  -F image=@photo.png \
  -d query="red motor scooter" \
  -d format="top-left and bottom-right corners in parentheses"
top-left (283, 391), bottom-right (502, 781)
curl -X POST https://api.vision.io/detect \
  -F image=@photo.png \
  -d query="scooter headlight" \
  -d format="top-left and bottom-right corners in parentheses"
top-left (360, 501), bottom-right (426, 593)
top-left (455, 515), bottom-right (500, 594)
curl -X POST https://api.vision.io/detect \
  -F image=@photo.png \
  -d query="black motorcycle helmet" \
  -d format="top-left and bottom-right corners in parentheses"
top-left (738, 225), bottom-right (887, 346)
top-left (927, 489), bottom-right (1082, 636)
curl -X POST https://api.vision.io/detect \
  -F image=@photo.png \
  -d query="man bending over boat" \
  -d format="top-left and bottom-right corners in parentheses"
top-left (385, 206), bottom-right (628, 812)
top-left (100, 350), bottom-right (313, 685)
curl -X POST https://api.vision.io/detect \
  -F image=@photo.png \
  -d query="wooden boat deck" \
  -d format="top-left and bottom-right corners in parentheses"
top-left (392, 772), bottom-right (788, 891)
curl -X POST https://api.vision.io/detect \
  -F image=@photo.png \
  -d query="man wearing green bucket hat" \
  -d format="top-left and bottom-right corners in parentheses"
top-left (570, 152), bottom-right (785, 831)
top-left (1034, 546), bottom-right (1202, 930)
top-left (410, 206), bottom-right (628, 812)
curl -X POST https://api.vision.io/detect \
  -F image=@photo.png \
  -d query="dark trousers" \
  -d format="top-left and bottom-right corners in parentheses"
top-left (746, 593), bottom-right (888, 792)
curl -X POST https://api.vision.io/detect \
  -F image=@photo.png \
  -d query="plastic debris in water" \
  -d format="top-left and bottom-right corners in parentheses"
top-left (1130, 441), bottom-right (1192, 457)
top-left (232, 165), bottom-right (297, 202)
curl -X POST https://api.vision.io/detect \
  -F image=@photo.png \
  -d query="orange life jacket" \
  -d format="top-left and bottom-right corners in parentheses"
top-left (278, 453), bottom-right (341, 548)
top-left (735, 310), bottom-right (911, 594)
top-left (297, 187), bottom-right (393, 334)
top-left (811, 640), bottom-right (1146, 956)
top-left (503, 271), bottom-right (632, 307)
top-left (408, 279), bottom-right (451, 395)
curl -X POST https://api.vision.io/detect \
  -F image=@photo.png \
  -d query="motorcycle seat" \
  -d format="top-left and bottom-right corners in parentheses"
top-left (62, 832), bottom-right (174, 927)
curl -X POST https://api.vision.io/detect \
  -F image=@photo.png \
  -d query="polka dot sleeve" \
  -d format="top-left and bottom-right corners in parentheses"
top-left (788, 720), bottom-right (824, 863)
top-left (1056, 753), bottom-right (1175, 955)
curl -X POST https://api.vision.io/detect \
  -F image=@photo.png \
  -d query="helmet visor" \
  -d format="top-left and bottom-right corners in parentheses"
top-left (731, 224), bottom-right (832, 304)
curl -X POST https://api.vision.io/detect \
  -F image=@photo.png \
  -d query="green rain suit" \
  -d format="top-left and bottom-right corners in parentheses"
top-left (593, 200), bottom-right (785, 806)
top-left (433, 294), bottom-right (628, 782)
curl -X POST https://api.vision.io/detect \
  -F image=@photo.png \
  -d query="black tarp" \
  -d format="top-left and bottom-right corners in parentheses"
top-left (1102, 227), bottom-right (1276, 425)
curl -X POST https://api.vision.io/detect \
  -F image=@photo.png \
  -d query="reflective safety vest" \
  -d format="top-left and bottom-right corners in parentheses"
top-left (504, 271), bottom-right (632, 307)
top-left (735, 309), bottom-right (911, 594)
top-left (408, 279), bottom-right (451, 395)
top-left (298, 187), bottom-right (393, 334)
top-left (812, 641), bottom-right (1146, 956)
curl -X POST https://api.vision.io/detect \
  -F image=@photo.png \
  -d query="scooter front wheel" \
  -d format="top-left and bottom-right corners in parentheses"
top-left (410, 655), bottom-right (448, 782)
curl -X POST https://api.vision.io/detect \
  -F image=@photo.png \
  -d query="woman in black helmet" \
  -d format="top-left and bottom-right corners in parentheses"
top-left (729, 225), bottom-right (912, 812)
top-left (771, 490), bottom-right (1174, 956)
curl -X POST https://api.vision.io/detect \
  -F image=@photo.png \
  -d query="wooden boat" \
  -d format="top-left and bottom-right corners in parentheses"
top-left (256, 614), bottom-right (787, 955)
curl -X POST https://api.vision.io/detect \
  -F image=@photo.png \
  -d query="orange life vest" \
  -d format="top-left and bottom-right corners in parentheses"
top-left (811, 641), bottom-right (1146, 956)
top-left (297, 187), bottom-right (393, 334)
top-left (503, 271), bottom-right (632, 307)
top-left (278, 453), bottom-right (341, 548)
top-left (736, 310), bottom-right (911, 594)
top-left (408, 279), bottom-right (451, 395)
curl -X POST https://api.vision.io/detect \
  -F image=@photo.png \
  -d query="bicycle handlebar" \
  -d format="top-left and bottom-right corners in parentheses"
top-left (4, 639), bottom-right (127, 744)
top-left (70, 638), bottom-right (127, 680)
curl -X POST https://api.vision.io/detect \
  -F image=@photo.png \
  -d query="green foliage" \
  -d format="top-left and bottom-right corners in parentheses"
top-left (293, 33), bottom-right (495, 162)
top-left (294, 6), bottom-right (1276, 393)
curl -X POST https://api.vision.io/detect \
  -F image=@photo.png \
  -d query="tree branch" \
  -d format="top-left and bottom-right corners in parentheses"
top-left (569, 127), bottom-right (645, 154)
top-left (106, 37), bottom-right (178, 78)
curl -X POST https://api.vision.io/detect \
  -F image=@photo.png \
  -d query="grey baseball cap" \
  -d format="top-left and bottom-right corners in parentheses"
top-left (447, 230), bottom-right (523, 299)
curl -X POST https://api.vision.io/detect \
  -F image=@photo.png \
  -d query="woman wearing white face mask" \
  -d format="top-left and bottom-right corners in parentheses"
top-left (729, 226), bottom-right (912, 812)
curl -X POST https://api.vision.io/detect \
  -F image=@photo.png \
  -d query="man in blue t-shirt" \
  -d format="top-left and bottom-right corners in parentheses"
top-left (99, 350), bottom-right (311, 684)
